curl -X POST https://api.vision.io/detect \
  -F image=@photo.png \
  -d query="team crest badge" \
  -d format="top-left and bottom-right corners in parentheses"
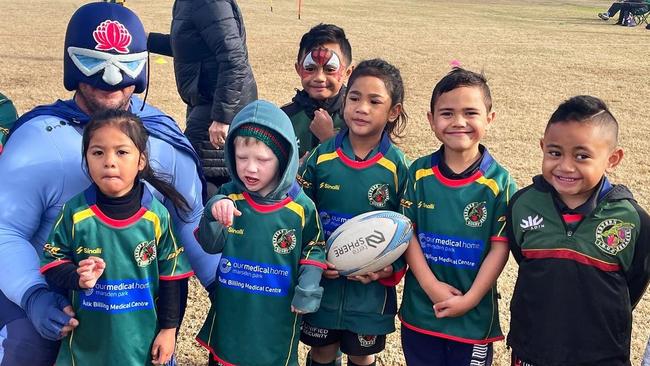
top-left (134, 240), bottom-right (157, 267)
top-left (358, 334), bottom-right (377, 347)
top-left (463, 201), bottom-right (487, 227)
top-left (93, 20), bottom-right (132, 54)
top-left (273, 229), bottom-right (297, 254)
top-left (368, 184), bottom-right (390, 208)
top-left (595, 219), bottom-right (635, 255)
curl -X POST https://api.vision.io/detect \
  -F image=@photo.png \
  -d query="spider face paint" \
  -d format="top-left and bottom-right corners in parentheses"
top-left (297, 43), bottom-right (350, 100)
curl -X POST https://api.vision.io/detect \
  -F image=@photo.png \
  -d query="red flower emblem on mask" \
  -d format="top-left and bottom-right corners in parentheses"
top-left (93, 20), bottom-right (132, 53)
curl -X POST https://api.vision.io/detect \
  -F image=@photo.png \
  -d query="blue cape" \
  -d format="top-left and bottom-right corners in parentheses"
top-left (10, 96), bottom-right (207, 200)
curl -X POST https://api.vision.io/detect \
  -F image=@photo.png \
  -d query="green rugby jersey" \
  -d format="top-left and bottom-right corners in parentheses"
top-left (282, 98), bottom-right (346, 158)
top-left (40, 185), bottom-right (193, 366)
top-left (507, 176), bottom-right (650, 365)
top-left (298, 131), bottom-right (409, 334)
top-left (196, 182), bottom-right (326, 366)
top-left (399, 147), bottom-right (516, 343)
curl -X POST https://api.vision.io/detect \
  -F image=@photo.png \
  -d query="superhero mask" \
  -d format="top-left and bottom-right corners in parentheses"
top-left (63, 3), bottom-right (148, 93)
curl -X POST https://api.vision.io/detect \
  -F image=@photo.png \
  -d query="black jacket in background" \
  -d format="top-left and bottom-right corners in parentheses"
top-left (148, 0), bottom-right (257, 128)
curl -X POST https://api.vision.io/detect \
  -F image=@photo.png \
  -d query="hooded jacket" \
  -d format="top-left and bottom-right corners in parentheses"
top-left (195, 100), bottom-right (326, 366)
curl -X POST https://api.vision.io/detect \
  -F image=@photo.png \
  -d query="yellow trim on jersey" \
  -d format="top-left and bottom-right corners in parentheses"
top-left (316, 151), bottom-right (339, 165)
top-left (377, 157), bottom-right (398, 188)
top-left (72, 208), bottom-right (94, 225)
top-left (69, 291), bottom-right (77, 366)
top-left (227, 193), bottom-right (245, 202)
top-left (285, 201), bottom-right (305, 228)
top-left (415, 168), bottom-right (435, 182)
top-left (284, 313), bottom-right (300, 366)
top-left (167, 215), bottom-right (180, 275)
top-left (476, 176), bottom-right (500, 197)
top-left (142, 211), bottom-right (162, 242)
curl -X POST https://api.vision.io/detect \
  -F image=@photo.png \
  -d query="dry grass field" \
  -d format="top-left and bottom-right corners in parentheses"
top-left (1, 0), bottom-right (650, 365)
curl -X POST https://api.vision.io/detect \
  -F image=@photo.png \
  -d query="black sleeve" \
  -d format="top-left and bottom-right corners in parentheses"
top-left (44, 262), bottom-right (83, 290)
top-left (192, 0), bottom-right (253, 124)
top-left (157, 278), bottom-right (187, 329)
top-left (627, 201), bottom-right (650, 309)
top-left (147, 32), bottom-right (173, 57)
top-left (507, 189), bottom-right (526, 264)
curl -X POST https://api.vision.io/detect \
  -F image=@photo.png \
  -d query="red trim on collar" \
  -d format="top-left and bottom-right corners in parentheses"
top-left (90, 204), bottom-right (147, 227)
top-left (242, 192), bottom-right (292, 213)
top-left (336, 148), bottom-right (383, 169)
top-left (562, 214), bottom-right (584, 224)
top-left (432, 166), bottom-right (483, 187)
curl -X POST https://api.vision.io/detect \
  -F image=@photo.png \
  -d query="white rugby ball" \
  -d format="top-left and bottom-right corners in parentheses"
top-left (326, 210), bottom-right (412, 277)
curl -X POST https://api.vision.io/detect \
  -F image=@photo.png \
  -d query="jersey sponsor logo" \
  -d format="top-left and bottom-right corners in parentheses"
top-left (227, 226), bottom-right (244, 235)
top-left (296, 175), bottom-right (312, 189)
top-left (595, 219), bottom-right (635, 255)
top-left (301, 320), bottom-right (329, 339)
top-left (217, 256), bottom-right (292, 297)
top-left (400, 198), bottom-right (413, 209)
top-left (44, 243), bottom-right (64, 258)
top-left (417, 201), bottom-right (435, 210)
top-left (166, 246), bottom-right (184, 260)
top-left (368, 183), bottom-right (390, 208)
top-left (76, 246), bottom-right (103, 255)
top-left (320, 182), bottom-right (341, 190)
top-left (272, 228), bottom-right (297, 254)
top-left (320, 211), bottom-right (353, 238)
top-left (463, 201), bottom-right (487, 227)
top-left (520, 215), bottom-right (544, 231)
top-left (134, 240), bottom-right (157, 267)
top-left (418, 232), bottom-right (484, 269)
top-left (358, 334), bottom-right (377, 347)
top-left (80, 278), bottom-right (154, 313)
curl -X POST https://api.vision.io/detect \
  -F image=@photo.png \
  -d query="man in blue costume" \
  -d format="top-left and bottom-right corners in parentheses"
top-left (0, 3), bottom-right (219, 365)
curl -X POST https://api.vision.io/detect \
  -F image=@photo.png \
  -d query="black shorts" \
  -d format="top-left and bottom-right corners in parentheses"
top-left (300, 320), bottom-right (386, 356)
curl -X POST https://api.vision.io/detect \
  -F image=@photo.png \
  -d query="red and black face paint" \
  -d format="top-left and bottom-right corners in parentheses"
top-left (298, 47), bottom-right (344, 81)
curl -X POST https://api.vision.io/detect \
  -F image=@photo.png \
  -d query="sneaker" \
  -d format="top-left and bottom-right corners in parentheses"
top-left (646, 23), bottom-right (650, 29)
top-left (598, 12), bottom-right (610, 20)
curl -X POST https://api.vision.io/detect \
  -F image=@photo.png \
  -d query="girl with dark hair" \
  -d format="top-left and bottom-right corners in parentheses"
top-left (297, 59), bottom-right (409, 366)
top-left (40, 109), bottom-right (194, 366)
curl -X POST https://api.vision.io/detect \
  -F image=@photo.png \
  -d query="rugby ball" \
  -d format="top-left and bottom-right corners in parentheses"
top-left (326, 211), bottom-right (412, 276)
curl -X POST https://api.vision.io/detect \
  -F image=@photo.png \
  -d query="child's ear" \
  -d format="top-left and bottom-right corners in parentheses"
top-left (294, 62), bottom-right (300, 76)
top-left (486, 110), bottom-right (496, 126)
top-left (388, 103), bottom-right (402, 123)
top-left (606, 147), bottom-right (624, 173)
top-left (427, 111), bottom-right (435, 131)
top-left (138, 153), bottom-right (147, 171)
top-left (343, 64), bottom-right (354, 82)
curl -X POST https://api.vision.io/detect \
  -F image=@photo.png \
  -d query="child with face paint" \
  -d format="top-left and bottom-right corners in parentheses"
top-left (281, 24), bottom-right (353, 163)
top-left (297, 59), bottom-right (410, 366)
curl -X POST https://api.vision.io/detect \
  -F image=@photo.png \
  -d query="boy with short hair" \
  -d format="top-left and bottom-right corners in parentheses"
top-left (507, 95), bottom-right (650, 366)
top-left (282, 23), bottom-right (353, 161)
top-left (399, 68), bottom-right (516, 366)
top-left (195, 100), bottom-right (327, 366)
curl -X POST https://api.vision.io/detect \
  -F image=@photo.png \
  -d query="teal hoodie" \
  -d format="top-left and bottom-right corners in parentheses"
top-left (196, 101), bottom-right (326, 365)
top-left (224, 99), bottom-right (300, 203)
top-left (197, 99), bottom-right (324, 310)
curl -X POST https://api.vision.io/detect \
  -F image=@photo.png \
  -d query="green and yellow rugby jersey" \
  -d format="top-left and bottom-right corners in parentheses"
top-left (298, 130), bottom-right (409, 334)
top-left (197, 182), bottom-right (326, 366)
top-left (40, 184), bottom-right (193, 366)
top-left (399, 147), bottom-right (516, 344)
